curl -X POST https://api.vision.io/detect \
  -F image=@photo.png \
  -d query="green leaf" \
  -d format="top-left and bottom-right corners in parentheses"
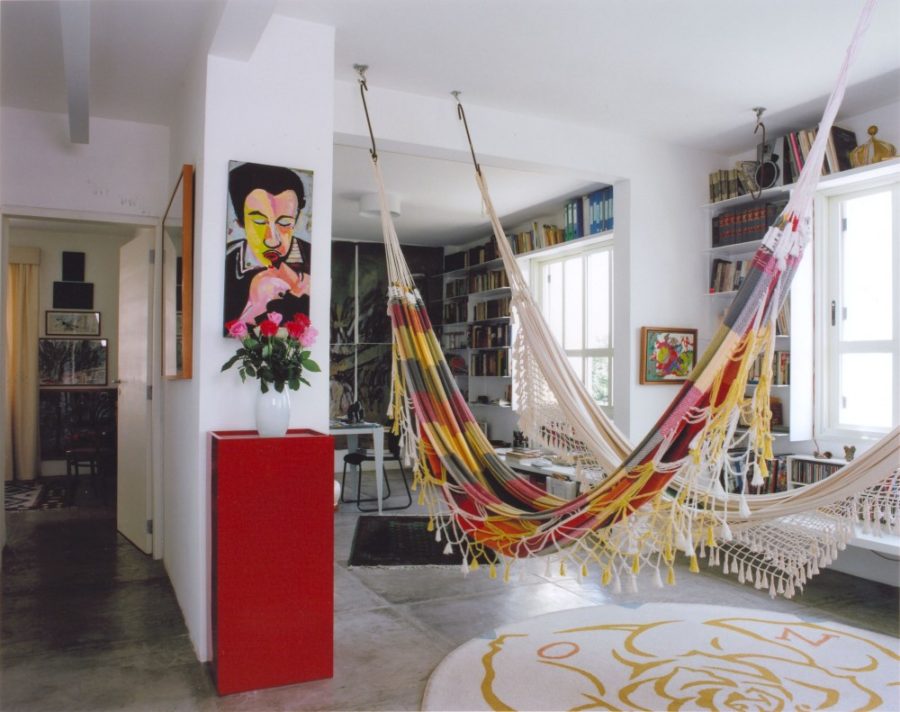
top-left (260, 381), bottom-right (269, 394)
top-left (221, 354), bottom-right (242, 371)
top-left (288, 378), bottom-right (300, 391)
top-left (303, 359), bottom-right (321, 373)
top-left (299, 376), bottom-right (310, 386)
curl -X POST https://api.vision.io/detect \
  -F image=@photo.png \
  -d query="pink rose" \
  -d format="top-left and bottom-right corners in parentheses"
top-left (298, 325), bottom-right (318, 347)
top-left (267, 312), bottom-right (283, 326)
top-left (226, 320), bottom-right (248, 338)
top-left (259, 320), bottom-right (278, 337)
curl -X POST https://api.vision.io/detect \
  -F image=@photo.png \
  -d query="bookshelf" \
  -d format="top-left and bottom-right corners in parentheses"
top-left (440, 185), bottom-right (614, 443)
top-left (785, 454), bottom-right (845, 489)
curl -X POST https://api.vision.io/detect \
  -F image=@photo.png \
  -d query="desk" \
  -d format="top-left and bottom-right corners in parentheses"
top-left (330, 421), bottom-right (385, 514)
top-left (496, 449), bottom-right (581, 499)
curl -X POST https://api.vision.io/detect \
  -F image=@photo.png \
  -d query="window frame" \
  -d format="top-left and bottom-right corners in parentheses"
top-left (528, 237), bottom-right (615, 414)
top-left (815, 174), bottom-right (900, 440)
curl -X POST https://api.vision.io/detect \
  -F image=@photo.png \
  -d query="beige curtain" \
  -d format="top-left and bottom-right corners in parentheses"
top-left (5, 247), bottom-right (41, 481)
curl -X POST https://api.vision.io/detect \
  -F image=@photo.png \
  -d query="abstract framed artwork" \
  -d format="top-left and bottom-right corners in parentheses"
top-left (223, 160), bottom-right (314, 334)
top-left (45, 311), bottom-right (101, 336)
top-left (639, 326), bottom-right (698, 384)
top-left (38, 338), bottom-right (108, 386)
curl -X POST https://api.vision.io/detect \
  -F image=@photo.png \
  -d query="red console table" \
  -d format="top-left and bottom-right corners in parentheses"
top-left (209, 428), bottom-right (334, 695)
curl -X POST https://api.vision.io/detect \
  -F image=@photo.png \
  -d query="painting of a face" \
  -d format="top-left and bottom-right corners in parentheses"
top-left (243, 188), bottom-right (299, 267)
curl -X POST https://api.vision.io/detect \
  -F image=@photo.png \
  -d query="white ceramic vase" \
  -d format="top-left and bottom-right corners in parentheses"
top-left (255, 388), bottom-right (291, 437)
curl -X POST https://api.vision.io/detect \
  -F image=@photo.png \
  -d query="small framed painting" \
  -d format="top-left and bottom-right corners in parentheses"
top-left (640, 327), bottom-right (698, 384)
top-left (46, 310), bottom-right (101, 336)
top-left (39, 338), bottom-right (108, 386)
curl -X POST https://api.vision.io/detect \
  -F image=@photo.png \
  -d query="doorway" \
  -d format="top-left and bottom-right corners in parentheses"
top-left (2, 212), bottom-right (159, 557)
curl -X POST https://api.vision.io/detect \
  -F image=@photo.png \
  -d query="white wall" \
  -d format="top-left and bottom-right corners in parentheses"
top-left (164, 13), bottom-right (335, 662)
top-left (333, 81), bottom-right (721, 441)
top-left (1, 108), bottom-right (168, 219)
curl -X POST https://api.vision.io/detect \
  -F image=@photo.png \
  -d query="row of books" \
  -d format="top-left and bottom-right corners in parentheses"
top-left (790, 458), bottom-right (843, 486)
top-left (711, 200), bottom-right (786, 247)
top-left (445, 277), bottom-right (467, 298)
top-left (442, 332), bottom-right (468, 350)
top-left (752, 456), bottom-right (789, 494)
top-left (748, 351), bottom-right (790, 385)
top-left (468, 269), bottom-right (509, 294)
top-left (443, 301), bottom-right (467, 324)
top-left (565, 187), bottom-right (614, 239)
top-left (473, 297), bottom-right (511, 321)
top-left (781, 126), bottom-right (857, 183)
top-left (708, 168), bottom-right (746, 203)
top-left (470, 323), bottom-right (510, 348)
top-left (509, 223), bottom-right (567, 254)
top-left (709, 258), bottom-right (751, 294)
top-left (776, 298), bottom-right (790, 336)
top-left (470, 349), bottom-right (510, 377)
top-left (707, 125), bottom-right (858, 204)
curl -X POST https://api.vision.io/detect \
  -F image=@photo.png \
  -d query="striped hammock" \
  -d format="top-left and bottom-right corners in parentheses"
top-left (369, 0), bottom-right (900, 597)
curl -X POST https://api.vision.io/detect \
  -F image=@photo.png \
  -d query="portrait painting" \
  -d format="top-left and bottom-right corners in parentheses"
top-left (639, 327), bottom-right (698, 384)
top-left (223, 160), bottom-right (314, 334)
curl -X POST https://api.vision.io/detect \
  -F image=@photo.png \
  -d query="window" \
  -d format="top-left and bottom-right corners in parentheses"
top-left (531, 241), bottom-right (614, 408)
top-left (819, 178), bottom-right (900, 436)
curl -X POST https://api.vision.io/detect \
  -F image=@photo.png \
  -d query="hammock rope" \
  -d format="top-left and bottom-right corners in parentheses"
top-left (362, 0), bottom-right (899, 597)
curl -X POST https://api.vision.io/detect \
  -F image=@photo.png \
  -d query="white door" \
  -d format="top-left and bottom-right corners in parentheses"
top-left (117, 230), bottom-right (154, 554)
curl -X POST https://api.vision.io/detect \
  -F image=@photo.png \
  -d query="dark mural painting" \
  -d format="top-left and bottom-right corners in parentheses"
top-left (331, 241), bottom-right (356, 345)
top-left (330, 241), bottom-right (442, 424)
top-left (39, 388), bottom-right (117, 459)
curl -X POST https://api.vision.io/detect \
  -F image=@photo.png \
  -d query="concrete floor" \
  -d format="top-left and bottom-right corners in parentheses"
top-left (2, 469), bottom-right (898, 711)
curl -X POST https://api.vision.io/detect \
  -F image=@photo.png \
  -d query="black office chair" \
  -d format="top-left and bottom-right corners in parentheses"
top-left (341, 431), bottom-right (412, 512)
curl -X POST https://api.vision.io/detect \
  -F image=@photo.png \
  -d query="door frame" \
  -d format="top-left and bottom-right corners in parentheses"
top-left (0, 204), bottom-right (164, 558)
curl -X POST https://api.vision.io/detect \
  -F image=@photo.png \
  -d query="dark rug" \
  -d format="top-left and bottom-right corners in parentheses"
top-left (349, 515), bottom-right (467, 567)
top-left (34, 477), bottom-right (78, 510)
top-left (4, 481), bottom-right (43, 511)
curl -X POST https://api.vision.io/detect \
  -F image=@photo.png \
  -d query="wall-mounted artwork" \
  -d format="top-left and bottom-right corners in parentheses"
top-left (38, 338), bottom-right (108, 386)
top-left (639, 327), bottom-right (698, 384)
top-left (62, 251), bottom-right (86, 282)
top-left (53, 281), bottom-right (93, 310)
top-left (39, 388), bottom-right (117, 459)
top-left (329, 241), bottom-right (443, 424)
top-left (45, 311), bottom-right (101, 336)
top-left (223, 160), bottom-right (314, 333)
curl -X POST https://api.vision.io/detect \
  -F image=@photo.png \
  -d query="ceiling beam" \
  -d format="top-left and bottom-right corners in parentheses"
top-left (59, 0), bottom-right (91, 144)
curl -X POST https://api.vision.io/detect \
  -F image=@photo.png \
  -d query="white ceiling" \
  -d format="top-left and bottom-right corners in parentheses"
top-left (2, 0), bottom-right (899, 244)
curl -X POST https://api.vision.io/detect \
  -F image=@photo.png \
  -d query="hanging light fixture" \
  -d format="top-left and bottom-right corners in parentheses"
top-left (358, 191), bottom-right (401, 218)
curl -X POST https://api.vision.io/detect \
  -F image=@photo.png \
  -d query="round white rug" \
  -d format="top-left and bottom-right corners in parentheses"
top-left (422, 603), bottom-right (900, 711)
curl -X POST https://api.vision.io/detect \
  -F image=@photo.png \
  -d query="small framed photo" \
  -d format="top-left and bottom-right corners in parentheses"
top-left (46, 310), bottom-right (101, 336)
top-left (640, 327), bottom-right (698, 385)
top-left (39, 338), bottom-right (108, 386)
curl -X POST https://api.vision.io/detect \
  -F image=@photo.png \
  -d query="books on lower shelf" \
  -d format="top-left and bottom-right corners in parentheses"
top-left (709, 257), bottom-right (751, 293)
top-left (473, 297), bottom-right (510, 321)
top-left (788, 456), bottom-right (844, 487)
top-left (469, 322), bottom-right (510, 348)
top-left (711, 199), bottom-right (787, 247)
top-left (470, 349), bottom-right (509, 377)
top-left (469, 269), bottom-right (508, 293)
top-left (443, 300), bottom-right (467, 324)
top-left (748, 350), bottom-right (790, 385)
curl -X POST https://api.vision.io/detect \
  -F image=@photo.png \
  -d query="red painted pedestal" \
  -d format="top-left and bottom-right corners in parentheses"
top-left (209, 429), bottom-right (334, 695)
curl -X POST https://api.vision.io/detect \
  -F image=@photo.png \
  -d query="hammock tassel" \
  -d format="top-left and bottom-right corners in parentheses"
top-left (667, 567), bottom-right (676, 586)
top-left (443, 542), bottom-right (453, 556)
top-left (689, 555), bottom-right (699, 574)
top-left (602, 566), bottom-right (613, 586)
top-left (653, 567), bottom-right (664, 588)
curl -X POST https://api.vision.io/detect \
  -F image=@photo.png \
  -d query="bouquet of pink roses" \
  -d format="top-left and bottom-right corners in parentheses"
top-left (222, 311), bottom-right (320, 393)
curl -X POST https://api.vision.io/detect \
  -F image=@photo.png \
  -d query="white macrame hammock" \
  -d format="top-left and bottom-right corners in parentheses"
top-left (367, 0), bottom-right (900, 598)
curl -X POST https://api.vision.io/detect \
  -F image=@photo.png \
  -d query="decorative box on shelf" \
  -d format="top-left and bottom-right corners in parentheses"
top-left (208, 428), bottom-right (335, 695)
